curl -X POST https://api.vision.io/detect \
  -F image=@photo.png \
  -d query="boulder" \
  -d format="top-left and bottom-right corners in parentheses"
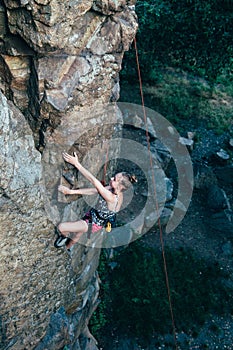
top-left (214, 165), bottom-right (233, 185)
top-left (194, 164), bottom-right (217, 190)
top-left (208, 209), bottom-right (233, 235)
top-left (209, 149), bottom-right (230, 165)
top-left (179, 136), bottom-right (194, 150)
top-left (207, 185), bottom-right (230, 212)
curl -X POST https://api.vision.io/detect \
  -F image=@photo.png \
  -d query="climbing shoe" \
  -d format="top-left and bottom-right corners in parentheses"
top-left (54, 235), bottom-right (68, 248)
top-left (55, 226), bottom-right (61, 236)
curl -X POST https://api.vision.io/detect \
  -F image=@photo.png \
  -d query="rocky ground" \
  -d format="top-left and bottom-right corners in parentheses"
top-left (97, 119), bottom-right (233, 350)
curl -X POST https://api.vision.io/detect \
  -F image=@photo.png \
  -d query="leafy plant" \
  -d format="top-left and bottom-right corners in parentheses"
top-left (120, 67), bottom-right (233, 133)
top-left (122, 0), bottom-right (233, 83)
top-left (89, 301), bottom-right (107, 335)
top-left (89, 252), bottom-right (109, 337)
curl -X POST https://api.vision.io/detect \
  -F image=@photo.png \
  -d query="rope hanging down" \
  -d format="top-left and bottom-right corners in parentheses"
top-left (133, 37), bottom-right (178, 350)
top-left (101, 141), bottom-right (109, 186)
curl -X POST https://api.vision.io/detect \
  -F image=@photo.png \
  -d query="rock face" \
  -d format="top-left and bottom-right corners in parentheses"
top-left (0, 1), bottom-right (137, 349)
top-left (0, 0), bottom-right (137, 146)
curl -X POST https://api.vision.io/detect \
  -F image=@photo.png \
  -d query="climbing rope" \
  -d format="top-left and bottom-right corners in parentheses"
top-left (133, 37), bottom-right (178, 350)
top-left (101, 140), bottom-right (109, 186)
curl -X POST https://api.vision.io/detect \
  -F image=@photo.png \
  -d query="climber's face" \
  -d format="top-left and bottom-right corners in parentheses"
top-left (110, 173), bottom-right (123, 190)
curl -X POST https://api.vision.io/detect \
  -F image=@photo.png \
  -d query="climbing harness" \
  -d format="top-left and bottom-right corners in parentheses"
top-left (133, 37), bottom-right (178, 350)
top-left (101, 140), bottom-right (109, 187)
top-left (86, 191), bottom-right (118, 238)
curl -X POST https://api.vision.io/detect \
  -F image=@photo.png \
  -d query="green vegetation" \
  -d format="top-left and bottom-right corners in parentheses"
top-left (121, 67), bottom-right (233, 133)
top-left (123, 0), bottom-right (233, 82)
top-left (120, 0), bottom-right (233, 133)
top-left (122, 68), bottom-right (233, 133)
top-left (89, 253), bottom-right (109, 335)
top-left (90, 242), bottom-right (233, 342)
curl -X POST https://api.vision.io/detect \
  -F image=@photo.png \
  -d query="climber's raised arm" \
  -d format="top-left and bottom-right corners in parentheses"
top-left (62, 152), bottom-right (116, 203)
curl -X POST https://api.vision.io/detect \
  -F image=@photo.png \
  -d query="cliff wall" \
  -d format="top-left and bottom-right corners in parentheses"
top-left (0, 1), bottom-right (137, 349)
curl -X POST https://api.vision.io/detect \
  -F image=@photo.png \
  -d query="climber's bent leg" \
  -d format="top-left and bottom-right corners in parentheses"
top-left (54, 220), bottom-right (88, 249)
top-left (58, 220), bottom-right (88, 236)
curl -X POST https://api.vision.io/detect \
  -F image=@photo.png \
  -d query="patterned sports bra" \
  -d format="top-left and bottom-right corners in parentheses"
top-left (88, 192), bottom-right (118, 227)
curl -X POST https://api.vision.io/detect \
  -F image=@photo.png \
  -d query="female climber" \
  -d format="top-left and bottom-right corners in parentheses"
top-left (54, 152), bottom-right (137, 250)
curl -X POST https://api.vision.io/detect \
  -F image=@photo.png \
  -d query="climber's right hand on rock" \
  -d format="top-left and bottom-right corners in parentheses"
top-left (62, 152), bottom-right (79, 167)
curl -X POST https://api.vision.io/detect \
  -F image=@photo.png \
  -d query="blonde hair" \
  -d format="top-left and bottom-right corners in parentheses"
top-left (120, 172), bottom-right (138, 190)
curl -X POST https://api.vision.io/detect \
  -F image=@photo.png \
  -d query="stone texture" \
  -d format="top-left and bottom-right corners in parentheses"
top-left (4, 0), bottom-right (93, 53)
top-left (3, 0), bottom-right (137, 55)
top-left (0, 0), bottom-right (137, 349)
top-left (1, 55), bottom-right (31, 111)
top-left (38, 55), bottom-right (92, 110)
top-left (0, 92), bottom-right (103, 349)
top-left (93, 0), bottom-right (136, 15)
top-left (1, 1), bottom-right (137, 148)
top-left (0, 91), bottom-right (41, 209)
top-left (0, 3), bottom-right (7, 38)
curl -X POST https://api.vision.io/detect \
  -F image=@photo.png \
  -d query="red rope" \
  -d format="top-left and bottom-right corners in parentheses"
top-left (133, 37), bottom-right (178, 350)
top-left (101, 141), bottom-right (109, 186)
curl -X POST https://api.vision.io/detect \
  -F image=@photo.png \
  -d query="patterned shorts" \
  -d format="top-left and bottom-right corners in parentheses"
top-left (83, 212), bottom-right (103, 233)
